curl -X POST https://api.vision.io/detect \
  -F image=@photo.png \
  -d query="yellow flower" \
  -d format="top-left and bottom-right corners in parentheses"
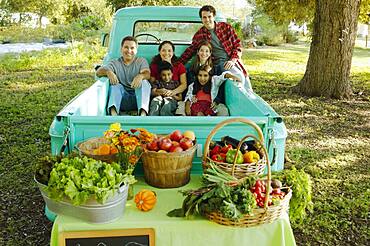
top-left (137, 128), bottom-right (155, 143)
top-left (104, 130), bottom-right (115, 139)
top-left (110, 123), bottom-right (121, 132)
top-left (112, 137), bottom-right (120, 146)
top-left (128, 155), bottom-right (139, 165)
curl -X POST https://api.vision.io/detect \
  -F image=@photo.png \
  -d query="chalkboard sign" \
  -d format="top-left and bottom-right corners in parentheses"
top-left (59, 228), bottom-right (155, 246)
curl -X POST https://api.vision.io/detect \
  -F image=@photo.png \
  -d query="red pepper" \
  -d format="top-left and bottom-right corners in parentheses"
top-left (211, 154), bottom-right (225, 162)
top-left (210, 145), bottom-right (221, 156)
top-left (221, 144), bottom-right (233, 154)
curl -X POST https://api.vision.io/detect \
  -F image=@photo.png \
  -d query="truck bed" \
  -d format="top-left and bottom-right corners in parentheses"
top-left (50, 76), bottom-right (287, 175)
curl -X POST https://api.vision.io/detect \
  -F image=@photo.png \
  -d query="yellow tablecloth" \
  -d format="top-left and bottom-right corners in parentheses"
top-left (50, 176), bottom-right (296, 246)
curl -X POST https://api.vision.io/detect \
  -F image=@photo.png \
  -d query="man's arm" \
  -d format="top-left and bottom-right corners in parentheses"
top-left (226, 23), bottom-right (242, 60)
top-left (131, 69), bottom-right (150, 89)
top-left (177, 29), bottom-right (205, 64)
top-left (96, 66), bottom-right (119, 85)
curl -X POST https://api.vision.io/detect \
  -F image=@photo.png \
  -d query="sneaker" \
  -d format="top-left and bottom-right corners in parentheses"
top-left (139, 109), bottom-right (147, 116)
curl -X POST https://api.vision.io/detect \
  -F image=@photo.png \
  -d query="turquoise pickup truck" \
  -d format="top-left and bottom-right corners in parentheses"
top-left (49, 6), bottom-right (287, 173)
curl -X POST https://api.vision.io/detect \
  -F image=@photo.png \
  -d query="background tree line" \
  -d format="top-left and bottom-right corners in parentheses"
top-left (1, 0), bottom-right (369, 99)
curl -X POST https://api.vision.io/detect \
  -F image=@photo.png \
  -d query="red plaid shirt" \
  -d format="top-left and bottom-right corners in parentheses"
top-left (178, 22), bottom-right (247, 76)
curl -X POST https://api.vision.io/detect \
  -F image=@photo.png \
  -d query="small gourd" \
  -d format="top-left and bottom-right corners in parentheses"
top-left (134, 190), bottom-right (157, 211)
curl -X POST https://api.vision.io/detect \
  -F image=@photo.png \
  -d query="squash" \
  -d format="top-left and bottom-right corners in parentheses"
top-left (110, 146), bottom-right (119, 154)
top-left (134, 190), bottom-right (157, 211)
top-left (95, 144), bottom-right (111, 155)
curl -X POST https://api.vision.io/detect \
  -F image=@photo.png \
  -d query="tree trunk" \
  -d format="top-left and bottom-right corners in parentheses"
top-left (39, 15), bottom-right (43, 28)
top-left (297, 0), bottom-right (361, 99)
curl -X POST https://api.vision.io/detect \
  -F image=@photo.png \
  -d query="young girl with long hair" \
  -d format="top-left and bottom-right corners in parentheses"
top-left (185, 65), bottom-right (241, 116)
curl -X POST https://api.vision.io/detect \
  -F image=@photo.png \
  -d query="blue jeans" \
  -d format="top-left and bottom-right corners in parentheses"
top-left (107, 80), bottom-right (151, 114)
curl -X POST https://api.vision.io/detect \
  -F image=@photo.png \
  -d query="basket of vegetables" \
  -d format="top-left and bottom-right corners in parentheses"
top-left (168, 142), bottom-right (292, 227)
top-left (76, 137), bottom-right (119, 163)
top-left (202, 118), bottom-right (267, 178)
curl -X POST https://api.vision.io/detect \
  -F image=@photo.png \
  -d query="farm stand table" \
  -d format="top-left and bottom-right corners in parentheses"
top-left (50, 176), bottom-right (296, 246)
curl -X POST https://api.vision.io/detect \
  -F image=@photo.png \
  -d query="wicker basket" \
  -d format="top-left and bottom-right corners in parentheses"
top-left (76, 137), bottom-right (118, 163)
top-left (202, 118), bottom-right (267, 178)
top-left (141, 142), bottom-right (196, 188)
top-left (204, 128), bottom-right (292, 227)
top-left (205, 189), bottom-right (292, 227)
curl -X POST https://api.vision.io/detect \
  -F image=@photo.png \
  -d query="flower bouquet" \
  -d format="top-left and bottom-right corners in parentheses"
top-left (104, 123), bottom-right (155, 173)
top-left (104, 123), bottom-right (155, 199)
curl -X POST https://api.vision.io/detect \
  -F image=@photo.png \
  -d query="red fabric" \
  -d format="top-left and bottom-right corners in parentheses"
top-left (150, 62), bottom-right (186, 81)
top-left (191, 100), bottom-right (215, 116)
top-left (196, 90), bottom-right (211, 102)
top-left (178, 22), bottom-right (247, 76)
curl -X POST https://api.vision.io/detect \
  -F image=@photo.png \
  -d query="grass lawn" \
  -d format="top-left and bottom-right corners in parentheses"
top-left (0, 42), bottom-right (369, 245)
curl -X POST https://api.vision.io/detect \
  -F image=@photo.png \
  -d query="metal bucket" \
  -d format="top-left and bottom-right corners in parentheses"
top-left (35, 178), bottom-right (128, 223)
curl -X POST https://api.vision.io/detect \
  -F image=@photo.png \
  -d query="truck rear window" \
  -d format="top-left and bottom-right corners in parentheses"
top-left (134, 21), bottom-right (203, 44)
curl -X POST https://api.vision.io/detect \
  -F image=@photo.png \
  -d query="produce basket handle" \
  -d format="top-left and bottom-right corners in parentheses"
top-left (202, 118), bottom-right (271, 212)
top-left (202, 118), bottom-right (264, 163)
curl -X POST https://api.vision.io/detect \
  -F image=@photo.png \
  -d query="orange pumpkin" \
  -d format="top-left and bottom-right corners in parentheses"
top-left (134, 190), bottom-right (157, 211)
top-left (94, 144), bottom-right (111, 155)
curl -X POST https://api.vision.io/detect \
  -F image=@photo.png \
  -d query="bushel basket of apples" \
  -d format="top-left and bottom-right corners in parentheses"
top-left (202, 118), bottom-right (267, 178)
top-left (142, 130), bottom-right (197, 188)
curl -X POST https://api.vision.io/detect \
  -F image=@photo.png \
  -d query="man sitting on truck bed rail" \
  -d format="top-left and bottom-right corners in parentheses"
top-left (96, 36), bottom-right (151, 116)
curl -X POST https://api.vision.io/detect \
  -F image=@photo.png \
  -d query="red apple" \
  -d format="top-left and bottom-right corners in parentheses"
top-left (180, 137), bottom-right (194, 150)
top-left (159, 137), bottom-right (172, 151)
top-left (169, 146), bottom-right (183, 152)
top-left (147, 141), bottom-right (159, 151)
top-left (170, 130), bottom-right (183, 142)
top-left (172, 141), bottom-right (180, 147)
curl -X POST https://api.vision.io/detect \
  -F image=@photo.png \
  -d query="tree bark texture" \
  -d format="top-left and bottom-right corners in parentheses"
top-left (297, 0), bottom-right (361, 99)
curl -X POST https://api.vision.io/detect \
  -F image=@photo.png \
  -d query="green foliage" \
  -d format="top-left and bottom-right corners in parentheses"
top-left (168, 163), bottom-right (257, 220)
top-left (47, 156), bottom-right (134, 205)
top-left (256, 0), bottom-right (369, 25)
top-left (106, 0), bottom-right (183, 11)
top-left (34, 155), bottom-right (62, 185)
top-left (0, 0), bottom-right (112, 27)
top-left (0, 24), bottom-right (104, 44)
top-left (255, 0), bottom-right (314, 25)
top-left (273, 167), bottom-right (313, 227)
top-left (359, 0), bottom-right (370, 23)
top-left (227, 18), bottom-right (244, 41)
top-left (0, 42), bottom-right (106, 72)
top-left (252, 10), bottom-right (287, 46)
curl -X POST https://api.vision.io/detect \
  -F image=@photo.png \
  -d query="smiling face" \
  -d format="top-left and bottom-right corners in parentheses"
top-left (197, 70), bottom-right (210, 86)
top-left (160, 69), bottom-right (173, 83)
top-left (201, 11), bottom-right (215, 30)
top-left (197, 45), bottom-right (212, 64)
top-left (121, 40), bottom-right (137, 63)
top-left (159, 43), bottom-right (174, 63)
